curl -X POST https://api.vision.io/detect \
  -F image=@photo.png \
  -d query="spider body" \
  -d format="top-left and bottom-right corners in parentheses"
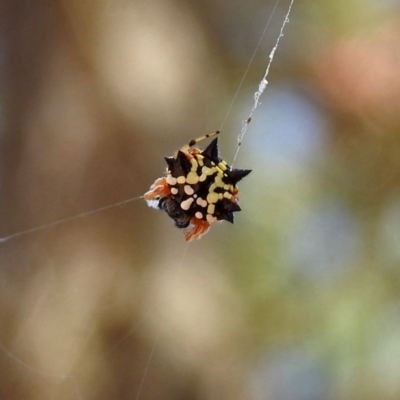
top-left (159, 197), bottom-right (191, 228)
top-left (144, 131), bottom-right (251, 241)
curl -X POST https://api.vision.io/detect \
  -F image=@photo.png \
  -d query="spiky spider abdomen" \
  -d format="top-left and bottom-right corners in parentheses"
top-left (144, 131), bottom-right (251, 241)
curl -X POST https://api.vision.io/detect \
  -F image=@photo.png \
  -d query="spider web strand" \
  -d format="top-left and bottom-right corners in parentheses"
top-left (0, 195), bottom-right (144, 243)
top-left (219, 0), bottom-right (280, 132)
top-left (134, 242), bottom-right (190, 400)
top-left (134, 332), bottom-right (160, 400)
top-left (232, 0), bottom-right (295, 165)
top-left (0, 340), bottom-right (83, 400)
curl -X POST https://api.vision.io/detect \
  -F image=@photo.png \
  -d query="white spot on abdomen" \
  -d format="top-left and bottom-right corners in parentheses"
top-left (184, 185), bottom-right (194, 195)
top-left (181, 197), bottom-right (194, 210)
top-left (206, 214), bottom-right (217, 223)
top-left (166, 175), bottom-right (177, 185)
top-left (196, 198), bottom-right (208, 208)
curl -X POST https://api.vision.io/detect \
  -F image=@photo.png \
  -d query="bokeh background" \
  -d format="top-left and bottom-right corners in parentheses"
top-left (1, 0), bottom-right (400, 399)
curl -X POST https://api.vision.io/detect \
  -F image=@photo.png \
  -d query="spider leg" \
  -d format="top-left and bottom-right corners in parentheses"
top-left (180, 131), bottom-right (220, 153)
top-left (184, 218), bottom-right (210, 241)
top-left (143, 177), bottom-right (171, 200)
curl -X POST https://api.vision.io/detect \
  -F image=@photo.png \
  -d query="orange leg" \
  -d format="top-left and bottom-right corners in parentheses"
top-left (184, 218), bottom-right (210, 241)
top-left (144, 177), bottom-right (171, 200)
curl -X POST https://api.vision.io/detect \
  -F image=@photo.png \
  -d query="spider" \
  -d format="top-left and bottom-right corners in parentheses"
top-left (144, 131), bottom-right (251, 241)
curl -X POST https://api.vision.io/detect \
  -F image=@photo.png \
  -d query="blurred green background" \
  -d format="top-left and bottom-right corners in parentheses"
top-left (1, 0), bottom-right (400, 399)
